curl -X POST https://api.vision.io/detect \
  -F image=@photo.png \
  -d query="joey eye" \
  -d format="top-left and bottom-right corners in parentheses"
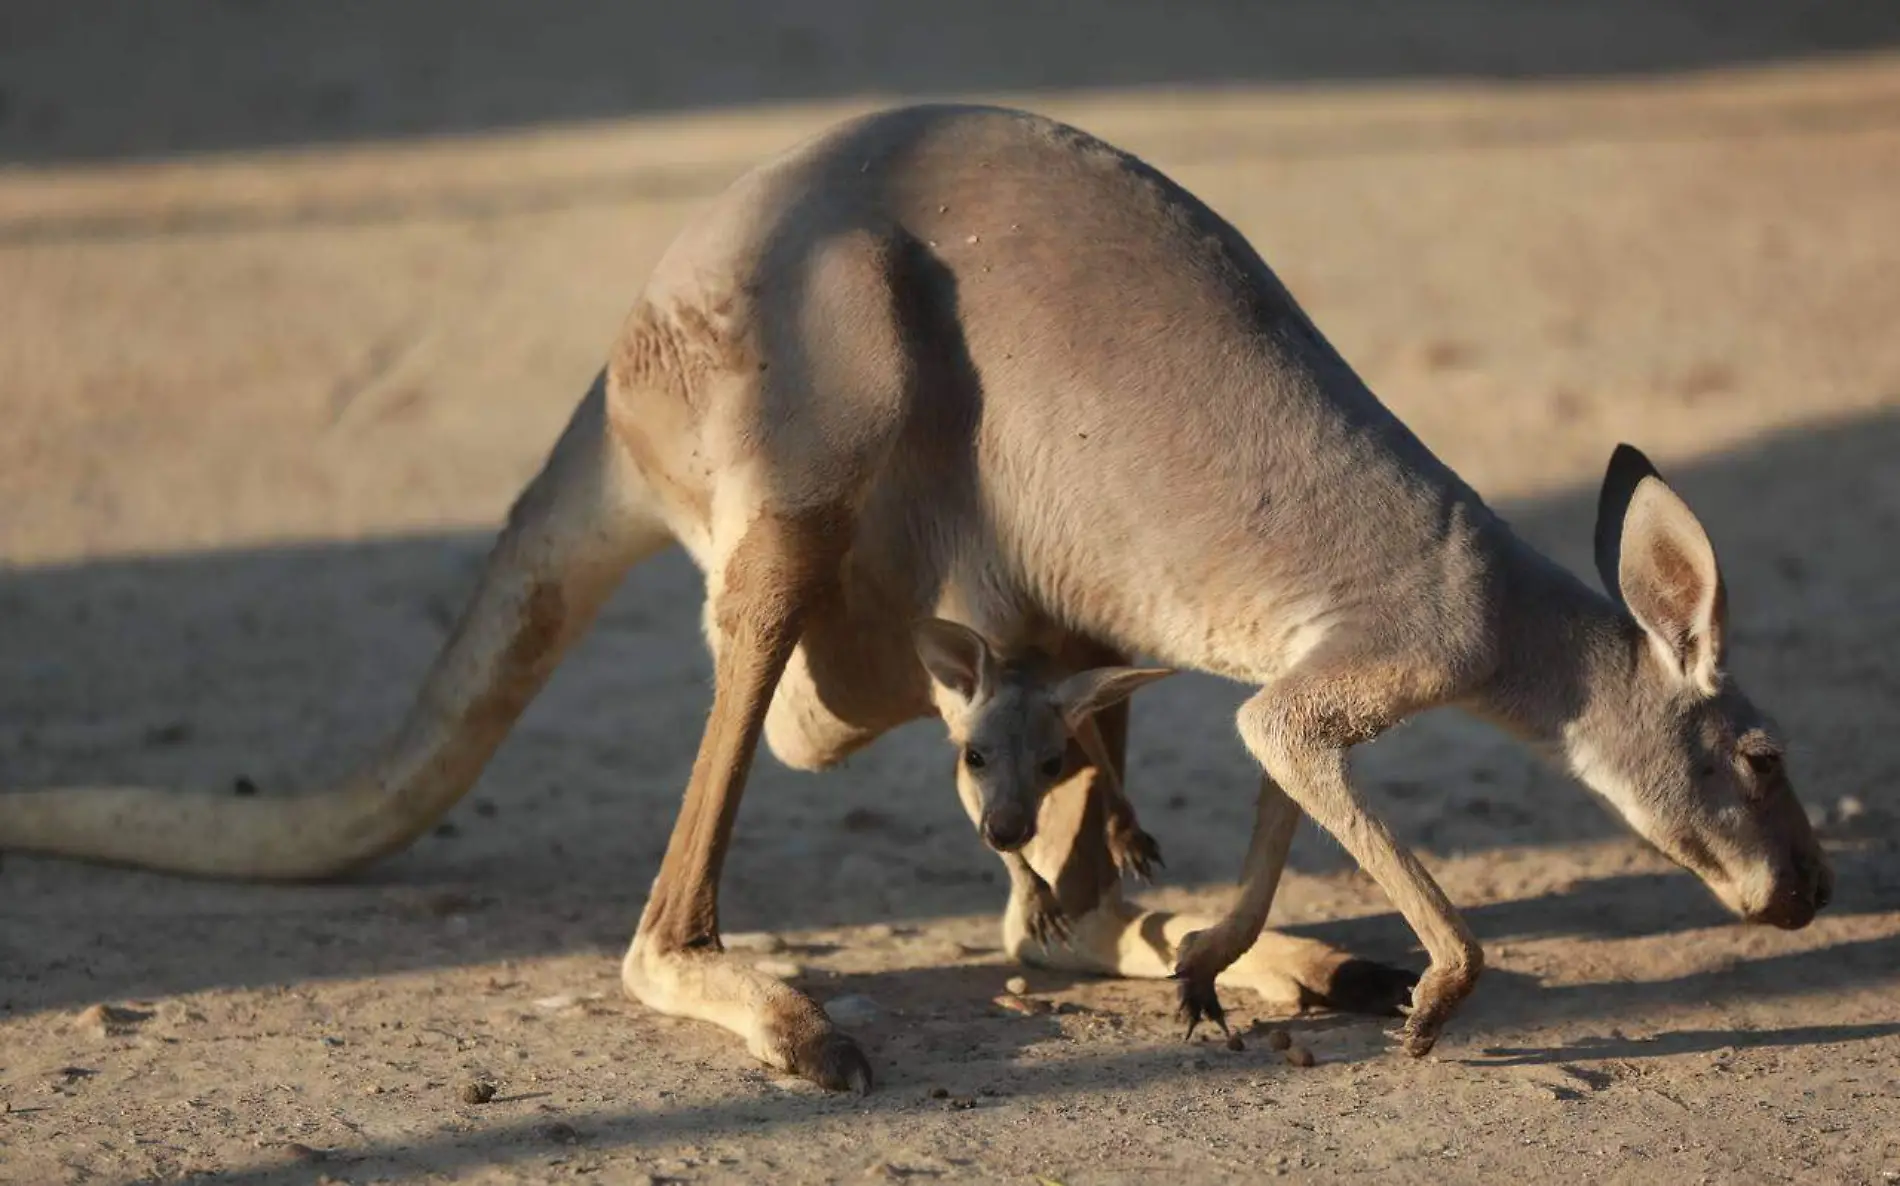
top-left (963, 748), bottom-right (987, 771)
top-left (1040, 755), bottom-right (1065, 779)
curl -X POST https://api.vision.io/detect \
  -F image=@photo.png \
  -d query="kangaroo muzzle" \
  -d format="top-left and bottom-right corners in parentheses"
top-left (980, 803), bottom-right (1035, 852)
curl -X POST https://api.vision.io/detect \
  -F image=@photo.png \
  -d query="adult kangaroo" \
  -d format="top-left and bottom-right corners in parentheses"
top-left (0, 104), bottom-right (1831, 1091)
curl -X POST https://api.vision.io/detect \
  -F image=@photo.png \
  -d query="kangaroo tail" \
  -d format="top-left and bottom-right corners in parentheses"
top-left (0, 372), bottom-right (673, 880)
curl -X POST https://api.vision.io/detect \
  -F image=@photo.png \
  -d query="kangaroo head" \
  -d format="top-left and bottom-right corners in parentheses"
top-left (911, 618), bottom-right (1174, 852)
top-left (1564, 444), bottom-right (1832, 929)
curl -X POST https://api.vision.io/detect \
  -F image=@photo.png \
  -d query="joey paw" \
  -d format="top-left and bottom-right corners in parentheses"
top-left (1022, 893), bottom-right (1073, 947)
top-left (1014, 866), bottom-right (1073, 949)
top-left (1108, 823), bottom-right (1164, 883)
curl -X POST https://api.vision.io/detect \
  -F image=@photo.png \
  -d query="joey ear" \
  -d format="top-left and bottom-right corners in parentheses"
top-left (1593, 444), bottom-right (1727, 691)
top-left (1051, 665), bottom-right (1176, 727)
top-left (911, 618), bottom-right (996, 702)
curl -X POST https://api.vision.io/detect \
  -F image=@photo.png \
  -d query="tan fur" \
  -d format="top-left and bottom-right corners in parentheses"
top-left (0, 105), bottom-right (1831, 1086)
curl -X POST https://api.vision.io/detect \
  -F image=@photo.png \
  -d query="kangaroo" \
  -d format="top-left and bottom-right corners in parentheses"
top-left (1167, 442), bottom-right (1835, 1046)
top-left (912, 616), bottom-right (1175, 944)
top-left (0, 103), bottom-right (1830, 1093)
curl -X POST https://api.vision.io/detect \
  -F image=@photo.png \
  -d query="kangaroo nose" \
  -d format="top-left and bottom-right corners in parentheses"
top-left (981, 804), bottom-right (1033, 851)
top-left (1752, 882), bottom-right (1819, 931)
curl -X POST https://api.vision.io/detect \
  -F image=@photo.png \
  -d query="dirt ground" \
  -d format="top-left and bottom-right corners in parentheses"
top-left (4, 9), bottom-right (1900, 1184)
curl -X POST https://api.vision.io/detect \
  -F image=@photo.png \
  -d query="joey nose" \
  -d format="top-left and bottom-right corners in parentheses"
top-left (980, 804), bottom-right (1034, 852)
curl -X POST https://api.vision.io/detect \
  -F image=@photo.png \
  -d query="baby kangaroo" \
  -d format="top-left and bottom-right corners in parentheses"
top-left (912, 617), bottom-right (1174, 944)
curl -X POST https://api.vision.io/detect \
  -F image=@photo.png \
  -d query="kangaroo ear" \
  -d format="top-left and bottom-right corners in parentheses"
top-left (1051, 665), bottom-right (1176, 728)
top-left (1593, 444), bottom-right (1727, 692)
top-left (912, 618), bottom-right (996, 703)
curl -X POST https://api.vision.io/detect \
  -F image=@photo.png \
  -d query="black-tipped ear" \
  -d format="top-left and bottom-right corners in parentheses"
top-left (1594, 443), bottom-right (1660, 605)
top-left (1593, 443), bottom-right (1728, 691)
top-left (911, 617), bottom-right (995, 703)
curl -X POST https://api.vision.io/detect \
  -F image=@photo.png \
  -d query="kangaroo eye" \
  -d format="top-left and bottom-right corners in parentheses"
top-left (1040, 755), bottom-right (1065, 778)
top-left (964, 749), bottom-right (987, 771)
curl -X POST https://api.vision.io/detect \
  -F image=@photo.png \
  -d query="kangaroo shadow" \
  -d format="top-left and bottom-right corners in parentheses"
top-left (3, 409), bottom-right (1900, 1016)
top-left (4, 1), bottom-right (1900, 166)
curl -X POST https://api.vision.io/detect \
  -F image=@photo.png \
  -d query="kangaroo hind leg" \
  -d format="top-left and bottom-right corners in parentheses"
top-left (621, 507), bottom-right (870, 1090)
top-left (622, 224), bottom-right (918, 1091)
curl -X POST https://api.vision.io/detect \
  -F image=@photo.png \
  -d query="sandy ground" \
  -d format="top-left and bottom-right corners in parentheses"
top-left (4, 19), bottom-right (1900, 1186)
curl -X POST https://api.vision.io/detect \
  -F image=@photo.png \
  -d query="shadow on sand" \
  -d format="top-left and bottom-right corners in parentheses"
top-left (3, 408), bottom-right (1898, 1011)
top-left (4, 2), bottom-right (1900, 166)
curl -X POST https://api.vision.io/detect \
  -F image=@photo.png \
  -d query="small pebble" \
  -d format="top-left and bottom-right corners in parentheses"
top-left (1286, 1045), bottom-right (1316, 1068)
top-left (928, 1086), bottom-right (950, 1099)
top-left (1004, 976), bottom-right (1030, 995)
top-left (538, 1121), bottom-right (581, 1144)
top-left (459, 1080), bottom-right (497, 1105)
top-left (1261, 1027), bottom-right (1293, 1051)
top-left (992, 993), bottom-right (1051, 1017)
top-left (1226, 1034), bottom-right (1246, 1053)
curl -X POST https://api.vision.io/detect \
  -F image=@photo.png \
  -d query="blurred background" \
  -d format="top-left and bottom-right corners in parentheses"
top-left (3, 5), bottom-right (1900, 1181)
top-left (5, 1), bottom-right (1900, 163)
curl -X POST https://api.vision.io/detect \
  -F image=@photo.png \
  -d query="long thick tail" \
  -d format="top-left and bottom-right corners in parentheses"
top-left (0, 373), bottom-right (674, 881)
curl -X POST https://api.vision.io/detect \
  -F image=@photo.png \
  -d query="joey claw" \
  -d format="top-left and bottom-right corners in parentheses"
top-left (1108, 824), bottom-right (1164, 884)
top-left (1174, 975), bottom-right (1229, 1041)
top-left (1019, 873), bottom-right (1072, 948)
top-left (1023, 899), bottom-right (1072, 948)
top-left (1170, 927), bottom-right (1231, 1039)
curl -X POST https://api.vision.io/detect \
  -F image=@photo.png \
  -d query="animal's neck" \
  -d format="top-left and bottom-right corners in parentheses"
top-left (1469, 529), bottom-right (1637, 750)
